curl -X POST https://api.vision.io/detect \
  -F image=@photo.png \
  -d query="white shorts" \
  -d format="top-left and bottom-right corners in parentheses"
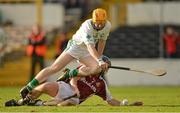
top-left (54, 81), bottom-right (79, 105)
top-left (65, 40), bottom-right (91, 59)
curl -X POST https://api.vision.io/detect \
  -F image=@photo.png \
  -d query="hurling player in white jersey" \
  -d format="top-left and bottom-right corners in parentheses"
top-left (20, 8), bottom-right (112, 101)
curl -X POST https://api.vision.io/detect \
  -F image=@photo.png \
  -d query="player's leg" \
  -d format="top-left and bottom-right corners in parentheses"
top-left (35, 52), bottom-right (74, 83)
top-left (57, 56), bottom-right (101, 81)
top-left (20, 82), bottom-right (59, 106)
top-left (17, 82), bottom-right (59, 106)
top-left (57, 55), bottom-right (101, 80)
top-left (55, 45), bottom-right (102, 79)
top-left (23, 81), bottom-right (78, 106)
top-left (20, 52), bottom-right (75, 99)
top-left (78, 55), bottom-right (102, 76)
top-left (28, 82), bottom-right (59, 100)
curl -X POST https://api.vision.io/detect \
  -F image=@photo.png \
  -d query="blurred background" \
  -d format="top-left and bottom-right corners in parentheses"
top-left (0, 0), bottom-right (180, 86)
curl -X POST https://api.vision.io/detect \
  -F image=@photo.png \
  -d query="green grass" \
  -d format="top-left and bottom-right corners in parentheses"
top-left (1, 86), bottom-right (180, 112)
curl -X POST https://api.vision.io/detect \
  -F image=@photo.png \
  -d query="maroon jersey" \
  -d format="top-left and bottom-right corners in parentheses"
top-left (77, 75), bottom-right (112, 104)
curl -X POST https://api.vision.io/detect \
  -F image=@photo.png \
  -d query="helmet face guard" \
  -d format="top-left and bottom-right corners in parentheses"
top-left (102, 55), bottom-right (111, 67)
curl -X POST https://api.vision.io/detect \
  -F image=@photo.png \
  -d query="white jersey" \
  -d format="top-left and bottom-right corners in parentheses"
top-left (72, 19), bottom-right (111, 46)
top-left (65, 19), bottom-right (111, 59)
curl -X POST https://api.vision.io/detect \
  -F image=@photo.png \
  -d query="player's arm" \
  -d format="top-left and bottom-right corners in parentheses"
top-left (82, 31), bottom-right (104, 61)
top-left (86, 39), bottom-right (106, 59)
top-left (96, 80), bottom-right (128, 106)
top-left (86, 43), bottom-right (107, 69)
top-left (107, 98), bottom-right (143, 106)
top-left (86, 43), bottom-right (101, 61)
top-left (69, 77), bottom-right (80, 97)
top-left (107, 98), bottom-right (121, 106)
top-left (98, 90), bottom-right (122, 106)
top-left (86, 43), bottom-right (108, 71)
top-left (97, 39), bottom-right (106, 56)
top-left (97, 20), bottom-right (111, 56)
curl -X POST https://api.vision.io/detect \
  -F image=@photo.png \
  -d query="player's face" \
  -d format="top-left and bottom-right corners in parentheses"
top-left (93, 20), bottom-right (105, 30)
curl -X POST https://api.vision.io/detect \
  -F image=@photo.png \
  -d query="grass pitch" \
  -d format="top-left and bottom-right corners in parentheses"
top-left (0, 86), bottom-right (180, 112)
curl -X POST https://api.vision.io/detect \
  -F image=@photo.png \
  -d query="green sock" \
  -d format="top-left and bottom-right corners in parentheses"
top-left (65, 69), bottom-right (78, 78)
top-left (27, 78), bottom-right (39, 91)
top-left (70, 69), bottom-right (79, 77)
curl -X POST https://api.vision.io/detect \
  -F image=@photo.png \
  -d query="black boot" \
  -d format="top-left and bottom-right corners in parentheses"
top-left (20, 86), bottom-right (30, 99)
top-left (5, 99), bottom-right (20, 107)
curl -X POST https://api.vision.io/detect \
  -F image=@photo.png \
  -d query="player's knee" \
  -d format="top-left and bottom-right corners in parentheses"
top-left (90, 65), bottom-right (102, 75)
top-left (40, 82), bottom-right (58, 97)
top-left (37, 83), bottom-right (48, 92)
top-left (37, 82), bottom-right (51, 94)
